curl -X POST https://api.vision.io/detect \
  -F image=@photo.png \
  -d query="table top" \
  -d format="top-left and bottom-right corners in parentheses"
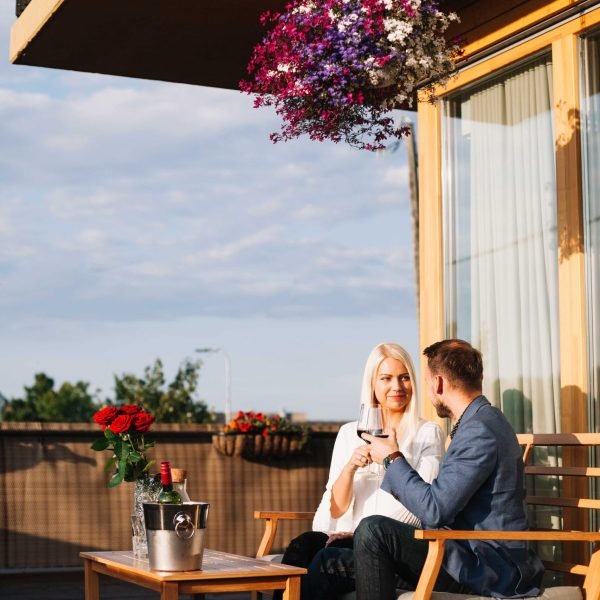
top-left (80, 549), bottom-right (306, 582)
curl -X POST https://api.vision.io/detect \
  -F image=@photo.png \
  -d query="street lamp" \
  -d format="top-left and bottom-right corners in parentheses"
top-left (195, 347), bottom-right (232, 424)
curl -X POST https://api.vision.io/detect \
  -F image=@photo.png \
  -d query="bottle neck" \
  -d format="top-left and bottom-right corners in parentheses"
top-left (160, 462), bottom-right (174, 488)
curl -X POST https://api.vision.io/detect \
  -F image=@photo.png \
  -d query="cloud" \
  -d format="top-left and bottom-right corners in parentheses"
top-left (0, 2), bottom-right (416, 327)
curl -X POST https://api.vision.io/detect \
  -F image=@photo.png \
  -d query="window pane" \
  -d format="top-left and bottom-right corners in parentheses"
top-left (442, 54), bottom-right (560, 433)
top-left (582, 32), bottom-right (600, 433)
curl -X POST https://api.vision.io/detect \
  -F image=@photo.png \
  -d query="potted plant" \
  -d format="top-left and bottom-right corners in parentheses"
top-left (240, 0), bottom-right (462, 151)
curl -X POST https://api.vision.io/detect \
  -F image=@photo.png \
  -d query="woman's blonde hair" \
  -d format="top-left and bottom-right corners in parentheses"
top-left (360, 342), bottom-right (420, 444)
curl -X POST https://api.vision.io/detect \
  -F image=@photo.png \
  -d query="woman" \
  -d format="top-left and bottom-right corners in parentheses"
top-left (281, 342), bottom-right (445, 571)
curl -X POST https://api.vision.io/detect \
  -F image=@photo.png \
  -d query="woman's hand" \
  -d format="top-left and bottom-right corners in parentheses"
top-left (325, 531), bottom-right (353, 546)
top-left (346, 444), bottom-right (371, 472)
top-left (331, 443), bottom-right (371, 518)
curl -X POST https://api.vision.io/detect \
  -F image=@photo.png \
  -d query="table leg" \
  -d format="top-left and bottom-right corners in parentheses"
top-left (161, 581), bottom-right (180, 600)
top-left (283, 575), bottom-right (301, 600)
top-left (84, 559), bottom-right (100, 600)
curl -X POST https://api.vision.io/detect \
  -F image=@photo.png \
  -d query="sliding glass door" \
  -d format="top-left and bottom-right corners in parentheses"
top-left (442, 54), bottom-right (560, 433)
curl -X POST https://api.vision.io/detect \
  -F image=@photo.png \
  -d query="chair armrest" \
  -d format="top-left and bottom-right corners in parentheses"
top-left (254, 510), bottom-right (315, 558)
top-left (415, 530), bottom-right (600, 542)
top-left (411, 530), bottom-right (600, 600)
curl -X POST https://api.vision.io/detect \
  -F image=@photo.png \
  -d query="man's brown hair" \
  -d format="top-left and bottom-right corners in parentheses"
top-left (423, 339), bottom-right (483, 391)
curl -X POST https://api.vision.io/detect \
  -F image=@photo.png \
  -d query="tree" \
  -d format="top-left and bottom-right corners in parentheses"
top-left (113, 358), bottom-right (214, 424)
top-left (0, 373), bottom-right (99, 422)
top-left (1, 358), bottom-right (215, 423)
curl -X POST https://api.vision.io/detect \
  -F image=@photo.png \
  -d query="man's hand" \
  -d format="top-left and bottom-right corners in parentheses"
top-left (361, 433), bottom-right (399, 464)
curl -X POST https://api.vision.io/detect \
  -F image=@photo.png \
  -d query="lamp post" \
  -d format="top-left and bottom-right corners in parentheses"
top-left (195, 347), bottom-right (232, 424)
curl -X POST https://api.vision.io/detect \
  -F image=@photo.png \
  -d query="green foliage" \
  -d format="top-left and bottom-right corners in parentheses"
top-left (0, 373), bottom-right (99, 422)
top-left (113, 358), bottom-right (214, 424)
top-left (1, 358), bottom-right (216, 424)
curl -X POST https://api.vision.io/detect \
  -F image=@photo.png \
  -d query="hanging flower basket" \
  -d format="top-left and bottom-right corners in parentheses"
top-left (212, 432), bottom-right (309, 458)
top-left (240, 0), bottom-right (463, 151)
top-left (212, 411), bottom-right (311, 459)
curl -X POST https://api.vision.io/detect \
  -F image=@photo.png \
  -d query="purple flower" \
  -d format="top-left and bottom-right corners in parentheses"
top-left (240, 0), bottom-right (462, 151)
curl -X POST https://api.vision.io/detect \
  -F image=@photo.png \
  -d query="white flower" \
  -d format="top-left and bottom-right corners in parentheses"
top-left (384, 18), bottom-right (413, 44)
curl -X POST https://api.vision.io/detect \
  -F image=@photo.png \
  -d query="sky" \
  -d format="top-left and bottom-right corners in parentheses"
top-left (0, 3), bottom-right (419, 421)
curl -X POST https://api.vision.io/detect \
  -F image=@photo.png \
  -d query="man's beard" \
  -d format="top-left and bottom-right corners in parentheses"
top-left (434, 399), bottom-right (452, 419)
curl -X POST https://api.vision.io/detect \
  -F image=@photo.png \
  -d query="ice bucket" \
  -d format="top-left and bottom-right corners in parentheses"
top-left (143, 502), bottom-right (210, 571)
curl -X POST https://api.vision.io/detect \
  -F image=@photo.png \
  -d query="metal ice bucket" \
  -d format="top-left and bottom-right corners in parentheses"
top-left (143, 502), bottom-right (210, 571)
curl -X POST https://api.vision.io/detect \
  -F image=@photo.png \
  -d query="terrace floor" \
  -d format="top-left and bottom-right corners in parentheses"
top-left (1, 570), bottom-right (249, 600)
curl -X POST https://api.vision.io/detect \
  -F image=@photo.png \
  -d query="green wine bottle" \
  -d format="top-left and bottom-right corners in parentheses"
top-left (158, 461), bottom-right (183, 504)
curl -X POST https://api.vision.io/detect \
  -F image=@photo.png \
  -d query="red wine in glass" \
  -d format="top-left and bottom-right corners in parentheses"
top-left (357, 405), bottom-right (388, 443)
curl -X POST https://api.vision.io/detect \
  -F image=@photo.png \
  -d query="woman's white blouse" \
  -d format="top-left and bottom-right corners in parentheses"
top-left (312, 419), bottom-right (445, 533)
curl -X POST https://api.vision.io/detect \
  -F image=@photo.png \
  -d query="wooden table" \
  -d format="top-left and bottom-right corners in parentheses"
top-left (80, 549), bottom-right (306, 600)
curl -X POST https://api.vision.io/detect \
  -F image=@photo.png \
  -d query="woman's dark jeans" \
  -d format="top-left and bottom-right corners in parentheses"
top-left (276, 530), bottom-right (352, 600)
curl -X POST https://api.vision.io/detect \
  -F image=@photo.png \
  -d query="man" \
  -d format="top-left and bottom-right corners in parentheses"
top-left (356, 339), bottom-right (544, 599)
top-left (301, 338), bottom-right (543, 600)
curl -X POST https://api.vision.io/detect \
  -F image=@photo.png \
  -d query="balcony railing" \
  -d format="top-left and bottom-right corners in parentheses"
top-left (0, 422), bottom-right (338, 570)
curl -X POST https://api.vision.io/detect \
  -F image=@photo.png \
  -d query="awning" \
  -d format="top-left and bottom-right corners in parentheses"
top-left (10, 0), bottom-right (287, 89)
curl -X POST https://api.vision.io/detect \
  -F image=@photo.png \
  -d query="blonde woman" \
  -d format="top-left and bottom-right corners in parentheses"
top-left (280, 343), bottom-right (445, 585)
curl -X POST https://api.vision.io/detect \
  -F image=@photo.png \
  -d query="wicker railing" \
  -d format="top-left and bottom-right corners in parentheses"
top-left (0, 422), bottom-right (338, 570)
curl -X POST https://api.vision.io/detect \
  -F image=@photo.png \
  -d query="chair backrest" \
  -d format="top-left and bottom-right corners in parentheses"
top-left (516, 433), bottom-right (600, 586)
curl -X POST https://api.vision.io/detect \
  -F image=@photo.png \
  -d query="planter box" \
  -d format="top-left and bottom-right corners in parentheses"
top-left (212, 432), bottom-right (309, 459)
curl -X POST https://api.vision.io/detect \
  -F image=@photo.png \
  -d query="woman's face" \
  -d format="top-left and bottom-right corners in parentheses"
top-left (373, 357), bottom-right (412, 414)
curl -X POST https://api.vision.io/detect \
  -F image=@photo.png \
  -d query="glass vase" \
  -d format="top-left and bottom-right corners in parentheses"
top-left (131, 476), bottom-right (160, 559)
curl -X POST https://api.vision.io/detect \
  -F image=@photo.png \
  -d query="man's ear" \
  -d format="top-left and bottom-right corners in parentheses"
top-left (435, 375), bottom-right (444, 395)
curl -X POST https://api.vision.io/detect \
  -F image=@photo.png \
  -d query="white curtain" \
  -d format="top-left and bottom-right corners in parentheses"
top-left (444, 55), bottom-right (559, 433)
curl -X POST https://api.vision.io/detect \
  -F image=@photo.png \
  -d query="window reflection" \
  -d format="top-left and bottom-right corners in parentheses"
top-left (582, 32), bottom-right (600, 434)
top-left (442, 54), bottom-right (560, 433)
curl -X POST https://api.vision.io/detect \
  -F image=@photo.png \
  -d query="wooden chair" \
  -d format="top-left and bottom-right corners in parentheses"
top-left (255, 433), bottom-right (600, 600)
top-left (401, 433), bottom-right (600, 600)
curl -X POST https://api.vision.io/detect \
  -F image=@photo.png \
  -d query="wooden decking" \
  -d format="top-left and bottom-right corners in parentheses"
top-left (1, 570), bottom-right (249, 600)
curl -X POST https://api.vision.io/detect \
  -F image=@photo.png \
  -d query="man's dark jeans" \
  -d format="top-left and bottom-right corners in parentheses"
top-left (301, 515), bottom-right (468, 600)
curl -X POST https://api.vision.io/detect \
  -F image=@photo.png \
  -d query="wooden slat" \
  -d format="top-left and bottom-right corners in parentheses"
top-left (526, 496), bottom-right (600, 509)
top-left (542, 560), bottom-right (588, 576)
top-left (517, 433), bottom-right (600, 446)
top-left (525, 466), bottom-right (600, 477)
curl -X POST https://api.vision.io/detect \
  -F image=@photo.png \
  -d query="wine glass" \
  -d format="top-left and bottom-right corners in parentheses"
top-left (357, 404), bottom-right (387, 478)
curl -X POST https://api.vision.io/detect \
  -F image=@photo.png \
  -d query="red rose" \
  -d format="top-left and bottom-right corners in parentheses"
top-left (93, 406), bottom-right (119, 427)
top-left (132, 411), bottom-right (154, 433)
top-left (239, 422), bottom-right (251, 433)
top-left (261, 429), bottom-right (268, 437)
top-left (119, 404), bottom-right (142, 415)
top-left (109, 414), bottom-right (134, 434)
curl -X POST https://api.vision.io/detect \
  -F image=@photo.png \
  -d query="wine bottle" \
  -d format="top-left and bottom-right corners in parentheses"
top-left (158, 461), bottom-right (183, 504)
top-left (171, 467), bottom-right (191, 503)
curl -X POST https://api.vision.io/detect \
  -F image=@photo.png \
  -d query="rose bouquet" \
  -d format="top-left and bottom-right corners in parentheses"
top-left (91, 404), bottom-right (156, 487)
top-left (240, 0), bottom-right (462, 151)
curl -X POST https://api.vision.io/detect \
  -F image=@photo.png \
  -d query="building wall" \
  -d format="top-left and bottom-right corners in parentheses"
top-left (418, 0), bottom-right (600, 433)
